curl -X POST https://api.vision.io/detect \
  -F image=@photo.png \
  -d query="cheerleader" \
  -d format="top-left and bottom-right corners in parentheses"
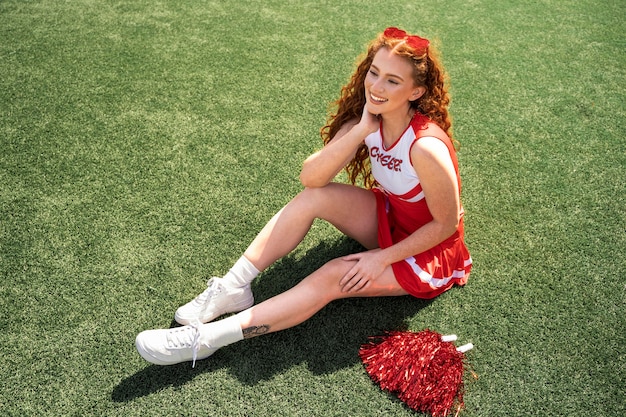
top-left (136, 27), bottom-right (472, 366)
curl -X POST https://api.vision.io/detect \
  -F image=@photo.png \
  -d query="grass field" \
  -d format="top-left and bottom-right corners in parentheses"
top-left (1, 0), bottom-right (624, 416)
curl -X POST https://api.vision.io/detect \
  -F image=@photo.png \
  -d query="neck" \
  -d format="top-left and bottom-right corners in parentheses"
top-left (381, 107), bottom-right (415, 145)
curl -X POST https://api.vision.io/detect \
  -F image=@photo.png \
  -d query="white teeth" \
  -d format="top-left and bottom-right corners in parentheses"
top-left (370, 93), bottom-right (387, 103)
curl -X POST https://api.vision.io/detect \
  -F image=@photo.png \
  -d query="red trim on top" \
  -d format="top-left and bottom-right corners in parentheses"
top-left (381, 123), bottom-right (412, 152)
top-left (396, 182), bottom-right (423, 200)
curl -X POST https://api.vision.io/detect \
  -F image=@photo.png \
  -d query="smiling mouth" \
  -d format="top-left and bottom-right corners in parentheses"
top-left (370, 93), bottom-right (388, 103)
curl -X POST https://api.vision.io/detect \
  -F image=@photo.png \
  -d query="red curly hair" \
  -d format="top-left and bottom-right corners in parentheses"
top-left (320, 29), bottom-right (455, 189)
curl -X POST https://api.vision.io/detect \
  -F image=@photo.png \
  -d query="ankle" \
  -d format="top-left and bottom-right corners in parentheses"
top-left (222, 256), bottom-right (260, 287)
top-left (202, 315), bottom-right (244, 348)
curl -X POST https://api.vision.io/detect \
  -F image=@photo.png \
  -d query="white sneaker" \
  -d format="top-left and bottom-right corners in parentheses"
top-left (135, 321), bottom-right (217, 367)
top-left (174, 277), bottom-right (254, 325)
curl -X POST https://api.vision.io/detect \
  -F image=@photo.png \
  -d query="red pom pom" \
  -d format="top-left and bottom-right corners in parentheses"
top-left (359, 329), bottom-right (468, 416)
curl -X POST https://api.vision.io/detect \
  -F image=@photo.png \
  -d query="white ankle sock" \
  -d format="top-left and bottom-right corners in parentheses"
top-left (202, 314), bottom-right (243, 348)
top-left (222, 256), bottom-right (260, 288)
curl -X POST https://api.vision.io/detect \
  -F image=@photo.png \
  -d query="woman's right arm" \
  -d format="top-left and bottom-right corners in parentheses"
top-left (300, 107), bottom-right (379, 188)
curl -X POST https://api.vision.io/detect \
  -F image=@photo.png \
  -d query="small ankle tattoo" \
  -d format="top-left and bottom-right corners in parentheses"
top-left (243, 325), bottom-right (270, 339)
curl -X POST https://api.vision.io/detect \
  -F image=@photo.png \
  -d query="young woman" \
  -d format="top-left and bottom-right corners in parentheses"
top-left (136, 27), bottom-right (472, 366)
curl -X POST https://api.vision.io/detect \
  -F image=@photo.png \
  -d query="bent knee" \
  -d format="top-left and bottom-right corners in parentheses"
top-left (296, 185), bottom-right (332, 203)
top-left (291, 186), bottom-right (325, 211)
top-left (304, 257), bottom-right (353, 289)
top-left (323, 257), bottom-right (354, 276)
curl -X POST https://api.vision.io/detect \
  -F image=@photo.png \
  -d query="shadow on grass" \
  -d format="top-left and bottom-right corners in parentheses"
top-left (112, 237), bottom-right (432, 402)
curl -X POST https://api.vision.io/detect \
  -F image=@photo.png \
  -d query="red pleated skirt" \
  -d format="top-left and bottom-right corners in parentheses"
top-left (374, 189), bottom-right (472, 299)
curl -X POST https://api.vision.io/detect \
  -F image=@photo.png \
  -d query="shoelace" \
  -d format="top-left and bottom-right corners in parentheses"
top-left (189, 320), bottom-right (202, 368)
top-left (166, 320), bottom-right (204, 368)
top-left (193, 278), bottom-right (222, 306)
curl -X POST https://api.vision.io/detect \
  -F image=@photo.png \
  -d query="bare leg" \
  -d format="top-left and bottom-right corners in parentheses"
top-left (234, 256), bottom-right (409, 337)
top-left (135, 185), bottom-right (404, 366)
top-left (173, 183), bottom-right (381, 326)
top-left (244, 183), bottom-right (379, 271)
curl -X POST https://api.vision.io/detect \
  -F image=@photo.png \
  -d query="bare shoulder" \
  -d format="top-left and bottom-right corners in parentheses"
top-left (423, 121), bottom-right (448, 137)
top-left (411, 134), bottom-right (458, 194)
top-left (411, 136), bottom-right (451, 162)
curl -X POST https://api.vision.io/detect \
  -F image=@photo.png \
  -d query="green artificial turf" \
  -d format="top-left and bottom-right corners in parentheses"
top-left (1, 0), bottom-right (624, 416)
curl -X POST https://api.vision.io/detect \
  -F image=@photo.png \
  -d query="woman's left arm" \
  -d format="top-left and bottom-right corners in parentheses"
top-left (402, 136), bottom-right (461, 252)
top-left (340, 137), bottom-right (460, 292)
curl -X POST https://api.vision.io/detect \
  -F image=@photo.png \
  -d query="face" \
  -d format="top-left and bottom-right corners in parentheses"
top-left (364, 47), bottom-right (425, 116)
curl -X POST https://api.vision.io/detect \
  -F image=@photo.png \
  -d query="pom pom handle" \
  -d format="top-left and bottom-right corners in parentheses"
top-left (456, 343), bottom-right (474, 353)
top-left (441, 334), bottom-right (457, 342)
